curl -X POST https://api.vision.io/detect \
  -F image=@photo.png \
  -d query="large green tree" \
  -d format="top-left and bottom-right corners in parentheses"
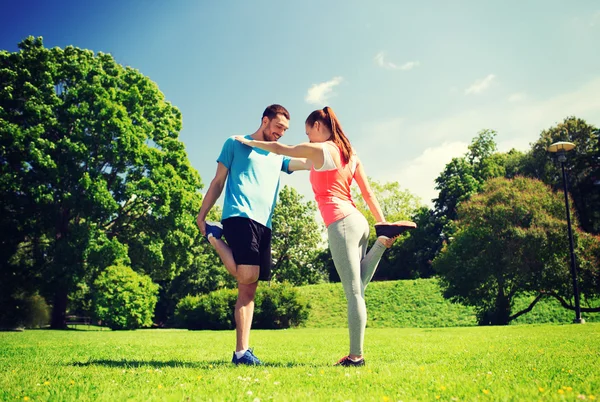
top-left (522, 117), bottom-right (600, 234)
top-left (0, 37), bottom-right (202, 328)
top-left (271, 185), bottom-right (325, 285)
top-left (433, 177), bottom-right (600, 325)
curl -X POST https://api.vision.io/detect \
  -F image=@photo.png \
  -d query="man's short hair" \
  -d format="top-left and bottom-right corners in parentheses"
top-left (262, 104), bottom-right (290, 121)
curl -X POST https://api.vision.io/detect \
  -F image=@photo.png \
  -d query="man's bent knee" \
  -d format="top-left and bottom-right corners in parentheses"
top-left (236, 265), bottom-right (260, 285)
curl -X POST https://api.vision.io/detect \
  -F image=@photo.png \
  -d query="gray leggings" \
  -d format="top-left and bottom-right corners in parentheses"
top-left (327, 211), bottom-right (387, 356)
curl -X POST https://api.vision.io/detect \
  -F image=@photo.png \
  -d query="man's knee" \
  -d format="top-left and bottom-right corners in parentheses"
top-left (236, 265), bottom-right (260, 285)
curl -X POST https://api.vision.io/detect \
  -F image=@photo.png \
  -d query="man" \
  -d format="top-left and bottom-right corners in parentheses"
top-left (196, 104), bottom-right (310, 365)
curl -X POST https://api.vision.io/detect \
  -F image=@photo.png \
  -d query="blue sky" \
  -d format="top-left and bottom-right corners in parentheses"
top-left (2, 0), bottom-right (599, 207)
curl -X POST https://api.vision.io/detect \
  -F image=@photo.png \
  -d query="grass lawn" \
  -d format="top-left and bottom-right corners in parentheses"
top-left (1, 324), bottom-right (598, 401)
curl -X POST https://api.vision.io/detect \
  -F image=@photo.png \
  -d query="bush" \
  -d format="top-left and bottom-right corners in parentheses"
top-left (254, 282), bottom-right (310, 329)
top-left (92, 264), bottom-right (159, 330)
top-left (174, 289), bottom-right (238, 330)
top-left (0, 294), bottom-right (51, 330)
top-left (174, 282), bottom-right (310, 330)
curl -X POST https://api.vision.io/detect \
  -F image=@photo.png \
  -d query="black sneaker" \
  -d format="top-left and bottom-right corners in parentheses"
top-left (334, 356), bottom-right (365, 367)
top-left (374, 221), bottom-right (417, 238)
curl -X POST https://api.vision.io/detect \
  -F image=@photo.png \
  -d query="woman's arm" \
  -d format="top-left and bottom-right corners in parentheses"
top-left (353, 158), bottom-right (386, 223)
top-left (235, 136), bottom-right (323, 166)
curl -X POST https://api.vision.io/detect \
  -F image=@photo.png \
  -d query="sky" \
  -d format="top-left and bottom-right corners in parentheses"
top-left (2, 0), bottom-right (600, 208)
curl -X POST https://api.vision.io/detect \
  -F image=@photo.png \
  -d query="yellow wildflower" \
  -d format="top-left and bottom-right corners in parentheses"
top-left (440, 386), bottom-right (447, 391)
top-left (559, 389), bottom-right (565, 395)
top-left (158, 384), bottom-right (163, 389)
top-left (539, 387), bottom-right (545, 392)
top-left (483, 389), bottom-right (490, 395)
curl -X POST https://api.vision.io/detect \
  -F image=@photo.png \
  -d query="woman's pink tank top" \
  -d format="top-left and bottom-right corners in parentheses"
top-left (309, 143), bottom-right (358, 227)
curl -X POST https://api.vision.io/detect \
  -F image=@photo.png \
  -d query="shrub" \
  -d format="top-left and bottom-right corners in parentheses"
top-left (92, 264), bottom-right (159, 330)
top-left (0, 294), bottom-right (51, 330)
top-left (174, 289), bottom-right (238, 330)
top-left (174, 282), bottom-right (310, 330)
top-left (254, 282), bottom-right (310, 329)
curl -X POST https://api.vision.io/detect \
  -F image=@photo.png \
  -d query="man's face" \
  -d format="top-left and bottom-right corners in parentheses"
top-left (262, 114), bottom-right (289, 142)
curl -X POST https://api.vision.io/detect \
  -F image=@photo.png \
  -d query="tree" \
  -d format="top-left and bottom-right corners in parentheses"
top-left (434, 130), bottom-right (504, 221)
top-left (388, 206), bottom-right (446, 279)
top-left (351, 178), bottom-right (422, 280)
top-left (522, 117), bottom-right (600, 234)
top-left (0, 37), bottom-right (202, 328)
top-left (352, 178), bottom-right (421, 228)
top-left (270, 185), bottom-right (326, 285)
top-left (92, 264), bottom-right (159, 330)
top-left (433, 177), bottom-right (600, 325)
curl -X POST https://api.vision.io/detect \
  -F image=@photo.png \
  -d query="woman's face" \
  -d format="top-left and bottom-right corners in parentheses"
top-left (305, 121), bottom-right (322, 143)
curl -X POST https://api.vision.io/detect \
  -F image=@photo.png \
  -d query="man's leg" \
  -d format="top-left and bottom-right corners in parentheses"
top-left (208, 237), bottom-right (238, 278)
top-left (234, 265), bottom-right (259, 352)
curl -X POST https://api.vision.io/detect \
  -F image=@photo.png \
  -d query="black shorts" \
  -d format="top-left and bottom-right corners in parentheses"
top-left (222, 217), bottom-right (272, 281)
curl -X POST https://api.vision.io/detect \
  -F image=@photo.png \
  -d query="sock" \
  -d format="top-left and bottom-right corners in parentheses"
top-left (235, 350), bottom-right (247, 359)
top-left (349, 356), bottom-right (363, 362)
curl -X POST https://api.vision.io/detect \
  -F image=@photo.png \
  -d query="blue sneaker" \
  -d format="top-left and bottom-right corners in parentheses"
top-left (232, 348), bottom-right (263, 366)
top-left (204, 221), bottom-right (223, 243)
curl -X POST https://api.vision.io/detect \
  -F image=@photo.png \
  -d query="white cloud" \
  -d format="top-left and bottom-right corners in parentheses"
top-left (374, 52), bottom-right (420, 71)
top-left (391, 142), bottom-right (469, 206)
top-left (465, 74), bottom-right (496, 95)
top-left (508, 92), bottom-right (526, 102)
top-left (354, 76), bottom-right (600, 206)
top-left (305, 76), bottom-right (343, 105)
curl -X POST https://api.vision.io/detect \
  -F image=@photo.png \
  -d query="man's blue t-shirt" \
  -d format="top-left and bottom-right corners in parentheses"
top-left (218, 135), bottom-right (291, 229)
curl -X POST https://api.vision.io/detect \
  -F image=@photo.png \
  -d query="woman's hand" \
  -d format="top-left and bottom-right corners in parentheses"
top-left (235, 136), bottom-right (253, 146)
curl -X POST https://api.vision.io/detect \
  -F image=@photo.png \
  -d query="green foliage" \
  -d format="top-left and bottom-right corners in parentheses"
top-left (174, 282), bottom-right (309, 330)
top-left (0, 36), bottom-right (203, 328)
top-left (433, 176), bottom-right (600, 325)
top-left (253, 282), bottom-right (310, 329)
top-left (271, 186), bottom-right (326, 285)
top-left (0, 294), bottom-right (50, 329)
top-left (174, 289), bottom-right (237, 330)
top-left (92, 264), bottom-right (159, 330)
top-left (523, 116), bottom-right (600, 234)
top-left (350, 178), bottom-right (423, 280)
top-left (434, 129), bottom-right (503, 221)
top-left (381, 206), bottom-right (444, 280)
top-left (352, 178), bottom-right (421, 228)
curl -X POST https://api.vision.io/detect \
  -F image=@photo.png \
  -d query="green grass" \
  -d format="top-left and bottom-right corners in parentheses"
top-left (298, 279), bottom-right (599, 328)
top-left (1, 325), bottom-right (599, 401)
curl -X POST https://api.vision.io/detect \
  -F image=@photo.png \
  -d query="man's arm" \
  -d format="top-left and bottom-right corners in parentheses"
top-left (196, 162), bottom-right (229, 235)
top-left (288, 158), bottom-right (313, 172)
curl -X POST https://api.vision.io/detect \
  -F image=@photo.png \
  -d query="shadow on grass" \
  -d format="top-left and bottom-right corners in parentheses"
top-left (70, 359), bottom-right (313, 369)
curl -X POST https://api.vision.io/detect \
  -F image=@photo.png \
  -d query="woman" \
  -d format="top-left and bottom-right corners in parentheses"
top-left (235, 106), bottom-right (416, 366)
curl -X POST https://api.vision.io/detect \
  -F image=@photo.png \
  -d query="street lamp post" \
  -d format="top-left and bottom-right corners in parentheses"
top-left (547, 141), bottom-right (583, 324)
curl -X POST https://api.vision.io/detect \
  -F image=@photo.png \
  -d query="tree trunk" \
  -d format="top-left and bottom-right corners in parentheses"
top-left (479, 291), bottom-right (511, 325)
top-left (50, 287), bottom-right (69, 329)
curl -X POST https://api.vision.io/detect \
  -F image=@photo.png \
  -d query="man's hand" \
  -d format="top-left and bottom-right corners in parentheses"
top-left (196, 214), bottom-right (206, 236)
top-left (235, 136), bottom-right (253, 146)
